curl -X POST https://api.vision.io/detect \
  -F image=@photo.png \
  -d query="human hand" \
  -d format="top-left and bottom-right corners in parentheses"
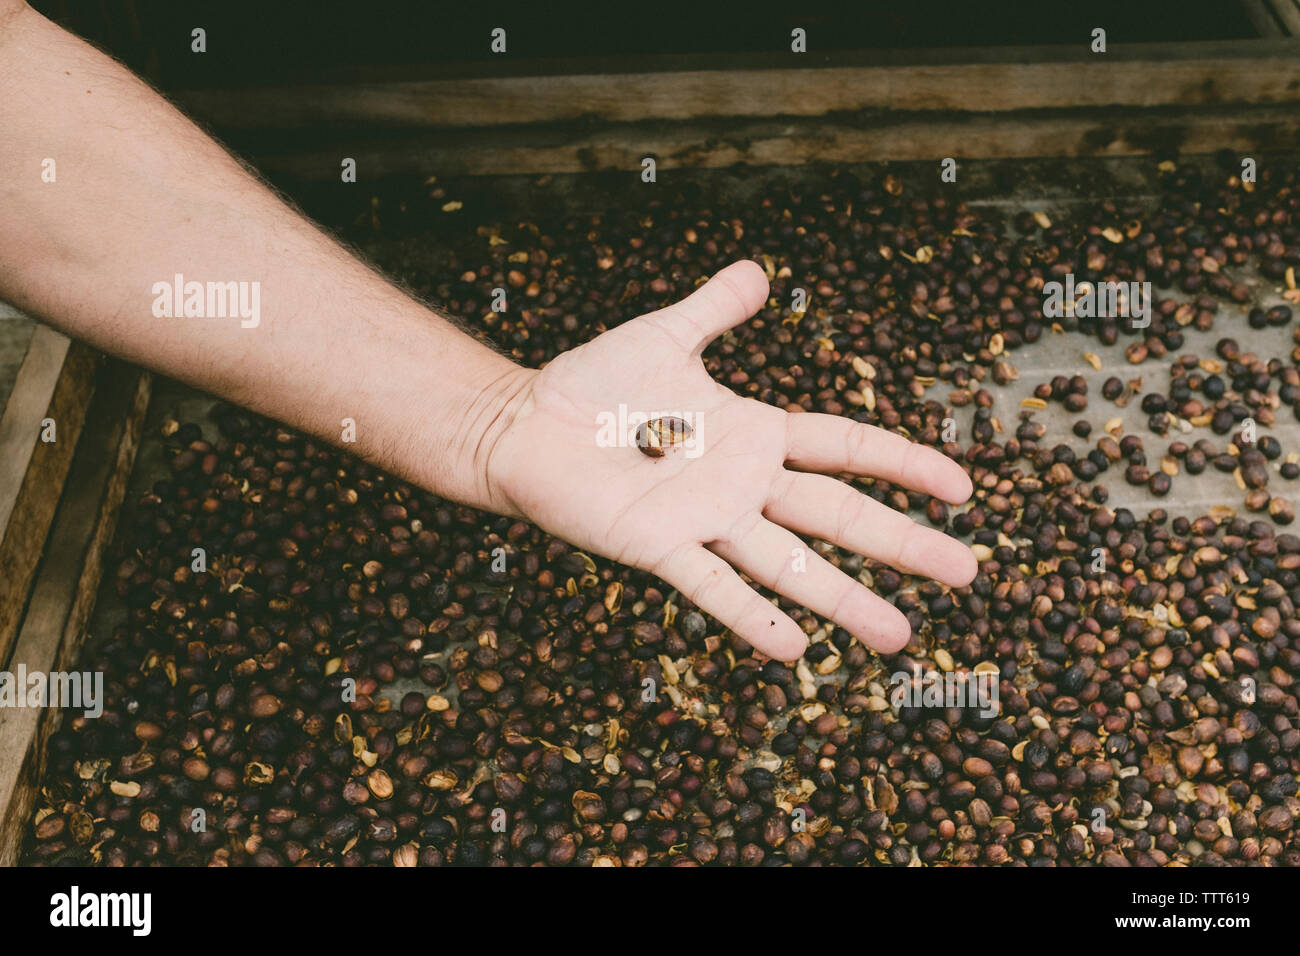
top-left (486, 260), bottom-right (976, 662)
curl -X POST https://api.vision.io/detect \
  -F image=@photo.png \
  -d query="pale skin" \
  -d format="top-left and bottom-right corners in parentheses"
top-left (0, 1), bottom-right (975, 662)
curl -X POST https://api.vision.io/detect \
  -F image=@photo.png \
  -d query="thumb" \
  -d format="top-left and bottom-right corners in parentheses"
top-left (658, 259), bottom-right (769, 356)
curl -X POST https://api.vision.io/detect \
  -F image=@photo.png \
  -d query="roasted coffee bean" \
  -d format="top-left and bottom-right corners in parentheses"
top-left (634, 417), bottom-right (694, 458)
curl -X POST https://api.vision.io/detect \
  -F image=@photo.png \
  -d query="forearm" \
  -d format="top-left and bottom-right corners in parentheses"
top-left (0, 4), bottom-right (529, 512)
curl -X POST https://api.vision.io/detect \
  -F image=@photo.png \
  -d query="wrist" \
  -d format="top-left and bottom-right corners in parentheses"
top-left (386, 355), bottom-right (536, 516)
top-left (459, 363), bottom-right (538, 517)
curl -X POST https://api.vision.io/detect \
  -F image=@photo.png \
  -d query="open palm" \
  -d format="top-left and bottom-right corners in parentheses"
top-left (488, 260), bottom-right (975, 662)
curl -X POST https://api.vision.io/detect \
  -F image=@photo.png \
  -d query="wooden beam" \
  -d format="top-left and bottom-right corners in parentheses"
top-left (0, 327), bottom-right (97, 669)
top-left (176, 39), bottom-right (1300, 133)
top-left (0, 363), bottom-right (150, 866)
top-left (240, 104), bottom-right (1300, 180)
top-left (181, 37), bottom-right (1300, 85)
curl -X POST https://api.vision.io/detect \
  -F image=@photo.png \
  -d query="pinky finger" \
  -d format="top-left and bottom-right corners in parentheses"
top-left (656, 546), bottom-right (809, 662)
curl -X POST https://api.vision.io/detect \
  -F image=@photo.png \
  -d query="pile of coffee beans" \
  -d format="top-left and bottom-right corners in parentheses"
top-left (25, 156), bottom-right (1300, 865)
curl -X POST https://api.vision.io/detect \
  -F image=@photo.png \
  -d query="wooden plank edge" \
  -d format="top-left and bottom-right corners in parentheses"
top-left (0, 326), bottom-right (71, 531)
top-left (0, 364), bottom-right (151, 867)
top-left (236, 104), bottom-right (1300, 180)
top-left (177, 53), bottom-right (1300, 133)
top-left (172, 36), bottom-right (1300, 89)
top-left (1268, 0), bottom-right (1300, 34)
top-left (0, 331), bottom-right (98, 670)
